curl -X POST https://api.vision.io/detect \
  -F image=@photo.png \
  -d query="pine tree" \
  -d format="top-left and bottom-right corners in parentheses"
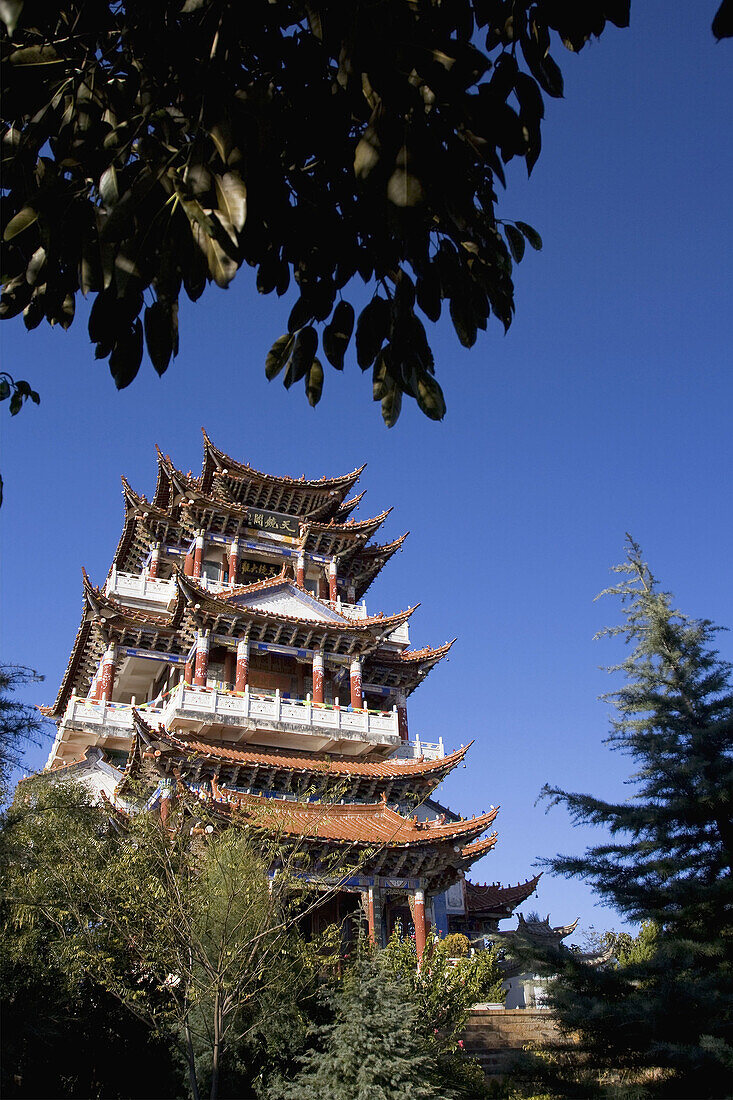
top-left (539, 539), bottom-right (733, 1098)
top-left (269, 951), bottom-right (447, 1100)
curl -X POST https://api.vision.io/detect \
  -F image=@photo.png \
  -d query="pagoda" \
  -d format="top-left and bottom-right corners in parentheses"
top-left (43, 432), bottom-right (539, 956)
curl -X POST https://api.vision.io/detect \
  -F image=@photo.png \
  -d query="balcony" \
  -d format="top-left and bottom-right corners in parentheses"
top-left (390, 737), bottom-right (445, 762)
top-left (161, 683), bottom-right (402, 755)
top-left (334, 598), bottom-right (368, 620)
top-left (61, 696), bottom-right (164, 737)
top-left (52, 692), bottom-right (441, 767)
top-left (105, 568), bottom-right (176, 609)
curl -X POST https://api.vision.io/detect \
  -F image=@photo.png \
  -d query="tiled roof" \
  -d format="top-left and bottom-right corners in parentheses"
top-left (464, 874), bottom-right (542, 913)
top-left (177, 573), bottom-right (417, 634)
top-left (202, 429), bottom-right (366, 493)
top-left (303, 509), bottom-right (392, 534)
top-left (146, 727), bottom-right (472, 779)
top-left (83, 571), bottom-right (174, 628)
top-left (386, 641), bottom-right (456, 664)
top-left (348, 532), bottom-right (409, 561)
top-left (210, 779), bottom-right (498, 846)
top-left (459, 834), bottom-right (500, 860)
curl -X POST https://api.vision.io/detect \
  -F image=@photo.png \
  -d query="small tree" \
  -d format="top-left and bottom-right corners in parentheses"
top-left (0, 780), bottom-right (184, 1099)
top-left (2, 777), bottom-right (345, 1100)
top-left (0, 665), bottom-right (46, 800)
top-left (383, 928), bottom-right (503, 1098)
top-left (537, 539), bottom-right (733, 1098)
top-left (269, 949), bottom-right (445, 1100)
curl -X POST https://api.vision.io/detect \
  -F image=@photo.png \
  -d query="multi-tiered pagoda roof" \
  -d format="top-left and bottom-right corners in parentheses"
top-left (43, 434), bottom-right (536, 955)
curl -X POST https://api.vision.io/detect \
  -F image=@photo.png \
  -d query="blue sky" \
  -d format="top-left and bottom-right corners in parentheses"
top-left (2, 1), bottom-right (731, 940)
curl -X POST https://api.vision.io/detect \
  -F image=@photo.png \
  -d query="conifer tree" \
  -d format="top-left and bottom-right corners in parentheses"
top-left (269, 951), bottom-right (447, 1100)
top-left (538, 539), bottom-right (733, 1098)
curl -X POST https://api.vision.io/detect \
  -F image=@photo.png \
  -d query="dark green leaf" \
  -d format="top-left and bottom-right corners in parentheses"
top-left (515, 221), bottom-right (543, 251)
top-left (257, 254), bottom-right (281, 296)
top-left (712, 0), bottom-right (733, 38)
top-left (305, 357), bottom-right (324, 407)
top-left (59, 293), bottom-right (75, 330)
top-left (449, 295), bottom-right (477, 348)
top-left (285, 326), bottom-right (317, 389)
top-left (381, 383), bottom-right (402, 428)
top-left (9, 392), bottom-right (22, 415)
top-left (505, 224), bottom-right (526, 263)
top-left (387, 167), bottom-right (424, 208)
top-left (355, 297), bottom-right (390, 370)
top-left (3, 206), bottom-right (38, 242)
top-left (265, 333), bottom-right (295, 381)
top-left (416, 373), bottom-right (446, 421)
top-left (214, 172), bottom-right (247, 233)
top-left (8, 44), bottom-right (60, 65)
top-left (99, 166), bottom-right (119, 208)
top-left (322, 301), bottom-right (354, 370)
top-left (0, 1), bottom-right (24, 34)
top-left (0, 379), bottom-right (10, 400)
top-left (416, 267), bottom-right (442, 323)
top-left (288, 296), bottom-right (314, 334)
top-left (88, 289), bottom-right (116, 344)
top-left (109, 320), bottom-right (143, 390)
top-left (144, 301), bottom-right (174, 376)
top-left (0, 275), bottom-right (33, 319)
top-left (22, 294), bottom-right (44, 331)
top-left (372, 350), bottom-right (389, 401)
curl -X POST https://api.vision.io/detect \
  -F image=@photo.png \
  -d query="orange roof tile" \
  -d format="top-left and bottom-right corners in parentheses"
top-left (147, 727), bottom-right (472, 780)
top-left (177, 573), bottom-right (417, 634)
top-left (202, 430), bottom-right (365, 493)
top-left (464, 874), bottom-right (542, 913)
top-left (210, 780), bottom-right (498, 846)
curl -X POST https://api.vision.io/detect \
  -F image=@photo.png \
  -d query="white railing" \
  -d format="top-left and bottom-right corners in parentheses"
top-left (162, 683), bottom-right (401, 744)
top-left (391, 737), bottom-right (445, 762)
top-left (105, 569), bottom-right (176, 606)
top-left (196, 575), bottom-right (233, 593)
top-left (334, 598), bottom-right (368, 620)
top-left (384, 621), bottom-right (410, 646)
top-left (61, 696), bottom-right (163, 735)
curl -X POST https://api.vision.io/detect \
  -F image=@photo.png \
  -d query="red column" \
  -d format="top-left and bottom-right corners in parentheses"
top-left (184, 652), bottom-right (193, 685)
top-left (414, 889), bottom-right (427, 965)
top-left (350, 656), bottom-right (362, 709)
top-left (193, 534), bottom-right (204, 580)
top-left (312, 650), bottom-right (324, 704)
top-left (149, 543), bottom-right (161, 579)
top-left (329, 558), bottom-right (338, 603)
top-left (367, 887), bottom-right (377, 944)
top-left (159, 778), bottom-right (174, 827)
top-left (296, 552), bottom-right (305, 588)
top-left (235, 636), bottom-right (249, 692)
top-left (223, 649), bottom-right (235, 690)
top-left (317, 574), bottom-right (328, 599)
top-left (184, 538), bottom-right (194, 577)
top-left (228, 538), bottom-right (239, 586)
top-left (99, 645), bottom-right (116, 703)
top-left (396, 691), bottom-right (408, 741)
top-left (194, 630), bottom-right (210, 687)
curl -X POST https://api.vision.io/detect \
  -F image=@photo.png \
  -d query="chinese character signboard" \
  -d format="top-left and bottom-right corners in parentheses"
top-left (244, 508), bottom-right (300, 538)
top-left (236, 559), bottom-right (281, 584)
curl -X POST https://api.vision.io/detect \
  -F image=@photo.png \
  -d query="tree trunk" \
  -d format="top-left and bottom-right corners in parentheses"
top-left (184, 1011), bottom-right (201, 1100)
top-left (210, 989), bottom-right (222, 1100)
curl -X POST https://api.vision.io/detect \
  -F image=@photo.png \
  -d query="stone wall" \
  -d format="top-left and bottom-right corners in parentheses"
top-left (462, 1008), bottom-right (563, 1077)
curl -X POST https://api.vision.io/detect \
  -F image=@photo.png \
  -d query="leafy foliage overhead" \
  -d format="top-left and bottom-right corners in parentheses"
top-left (1, 1), bottom-right (636, 425)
